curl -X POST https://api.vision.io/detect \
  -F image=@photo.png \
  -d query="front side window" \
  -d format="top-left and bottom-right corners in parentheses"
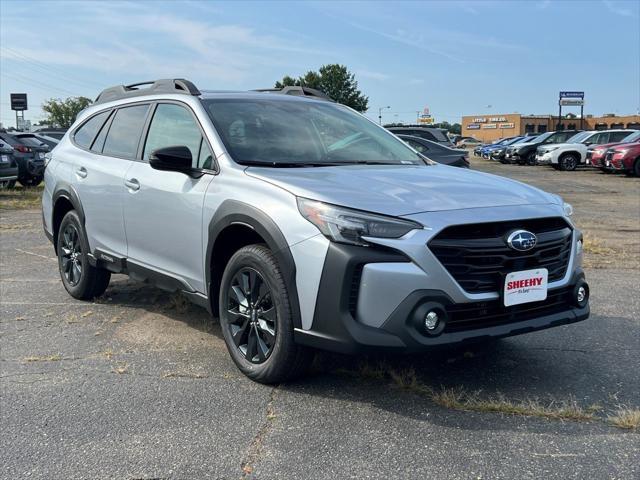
top-left (103, 104), bottom-right (150, 158)
top-left (74, 110), bottom-right (110, 149)
top-left (203, 99), bottom-right (423, 166)
top-left (143, 104), bottom-right (204, 168)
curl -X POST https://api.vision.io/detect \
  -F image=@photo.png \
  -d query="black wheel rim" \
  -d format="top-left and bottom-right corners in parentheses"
top-left (60, 224), bottom-right (82, 286)
top-left (226, 268), bottom-right (277, 364)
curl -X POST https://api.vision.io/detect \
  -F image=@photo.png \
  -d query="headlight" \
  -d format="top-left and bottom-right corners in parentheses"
top-left (44, 152), bottom-right (52, 168)
top-left (616, 149), bottom-right (629, 157)
top-left (563, 202), bottom-right (573, 217)
top-left (297, 197), bottom-right (422, 246)
top-left (544, 147), bottom-right (559, 153)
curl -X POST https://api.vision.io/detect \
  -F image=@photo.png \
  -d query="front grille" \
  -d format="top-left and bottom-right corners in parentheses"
top-left (605, 151), bottom-right (613, 161)
top-left (444, 286), bottom-right (573, 333)
top-left (429, 217), bottom-right (572, 293)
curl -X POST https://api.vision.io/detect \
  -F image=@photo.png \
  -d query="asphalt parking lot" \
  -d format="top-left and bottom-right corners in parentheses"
top-left (1, 161), bottom-right (639, 479)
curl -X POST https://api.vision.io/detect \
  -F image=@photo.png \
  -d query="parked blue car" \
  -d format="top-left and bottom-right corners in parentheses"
top-left (479, 136), bottom-right (522, 158)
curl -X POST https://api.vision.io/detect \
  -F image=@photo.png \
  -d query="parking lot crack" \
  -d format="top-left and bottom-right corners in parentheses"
top-left (240, 385), bottom-right (279, 479)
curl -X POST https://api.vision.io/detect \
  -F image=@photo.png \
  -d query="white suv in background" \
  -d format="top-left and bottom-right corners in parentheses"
top-left (536, 129), bottom-right (633, 171)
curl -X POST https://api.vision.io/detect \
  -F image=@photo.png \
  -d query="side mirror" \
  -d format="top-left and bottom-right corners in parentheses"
top-left (149, 145), bottom-right (192, 174)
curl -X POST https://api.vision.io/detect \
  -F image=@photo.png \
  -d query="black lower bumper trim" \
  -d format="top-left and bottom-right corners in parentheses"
top-left (297, 246), bottom-right (589, 354)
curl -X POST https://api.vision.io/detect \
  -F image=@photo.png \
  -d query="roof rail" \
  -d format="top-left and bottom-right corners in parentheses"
top-left (253, 86), bottom-right (335, 102)
top-left (94, 79), bottom-right (201, 105)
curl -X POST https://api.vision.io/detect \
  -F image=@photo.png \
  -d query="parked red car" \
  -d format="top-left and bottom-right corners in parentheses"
top-left (604, 142), bottom-right (640, 176)
top-left (588, 130), bottom-right (640, 170)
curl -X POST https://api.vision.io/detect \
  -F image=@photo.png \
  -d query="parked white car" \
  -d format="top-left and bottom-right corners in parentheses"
top-left (536, 130), bottom-right (633, 171)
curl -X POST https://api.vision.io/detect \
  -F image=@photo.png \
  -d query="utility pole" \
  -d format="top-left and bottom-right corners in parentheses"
top-left (378, 106), bottom-right (390, 125)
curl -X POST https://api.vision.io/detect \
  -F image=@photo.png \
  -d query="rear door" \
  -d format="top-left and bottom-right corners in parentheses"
top-left (122, 102), bottom-right (215, 293)
top-left (73, 104), bottom-right (150, 256)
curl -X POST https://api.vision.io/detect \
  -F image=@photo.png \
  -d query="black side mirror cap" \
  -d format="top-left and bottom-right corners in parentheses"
top-left (149, 145), bottom-right (193, 174)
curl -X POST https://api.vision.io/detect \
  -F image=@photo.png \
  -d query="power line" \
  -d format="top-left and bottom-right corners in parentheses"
top-left (1, 71), bottom-right (81, 97)
top-left (1, 46), bottom-right (102, 91)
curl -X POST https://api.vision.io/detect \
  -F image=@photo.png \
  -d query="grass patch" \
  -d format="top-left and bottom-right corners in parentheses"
top-left (582, 235), bottom-right (615, 256)
top-left (354, 366), bottom-right (600, 422)
top-left (24, 353), bottom-right (62, 363)
top-left (608, 408), bottom-right (640, 430)
top-left (0, 185), bottom-right (43, 210)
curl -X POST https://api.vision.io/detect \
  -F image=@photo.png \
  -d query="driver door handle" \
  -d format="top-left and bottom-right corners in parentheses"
top-left (76, 167), bottom-right (87, 178)
top-left (124, 178), bottom-right (140, 191)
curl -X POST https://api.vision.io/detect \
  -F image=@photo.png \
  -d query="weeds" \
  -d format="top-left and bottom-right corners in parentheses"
top-left (608, 408), bottom-right (640, 430)
top-left (24, 354), bottom-right (62, 363)
top-left (0, 186), bottom-right (43, 210)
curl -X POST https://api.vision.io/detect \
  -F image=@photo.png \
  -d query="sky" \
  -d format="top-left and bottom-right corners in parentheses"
top-left (1, 0), bottom-right (639, 127)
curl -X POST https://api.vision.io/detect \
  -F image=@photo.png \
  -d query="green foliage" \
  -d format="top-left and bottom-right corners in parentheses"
top-left (41, 96), bottom-right (92, 128)
top-left (274, 64), bottom-right (369, 112)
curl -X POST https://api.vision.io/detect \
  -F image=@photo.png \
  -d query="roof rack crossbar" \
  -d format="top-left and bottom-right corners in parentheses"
top-left (253, 86), bottom-right (335, 102)
top-left (94, 78), bottom-right (201, 105)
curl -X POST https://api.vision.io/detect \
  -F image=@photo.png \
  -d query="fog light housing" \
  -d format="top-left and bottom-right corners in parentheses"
top-left (573, 282), bottom-right (589, 308)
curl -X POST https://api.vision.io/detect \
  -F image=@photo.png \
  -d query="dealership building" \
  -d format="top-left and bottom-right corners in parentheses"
top-left (461, 113), bottom-right (640, 143)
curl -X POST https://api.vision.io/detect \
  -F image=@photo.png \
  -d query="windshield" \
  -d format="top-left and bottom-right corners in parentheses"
top-left (622, 130), bottom-right (640, 143)
top-left (566, 131), bottom-right (592, 143)
top-left (503, 136), bottom-right (524, 145)
top-left (203, 98), bottom-right (424, 166)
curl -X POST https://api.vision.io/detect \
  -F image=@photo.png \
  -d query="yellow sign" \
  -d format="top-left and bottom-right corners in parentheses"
top-left (418, 117), bottom-right (434, 124)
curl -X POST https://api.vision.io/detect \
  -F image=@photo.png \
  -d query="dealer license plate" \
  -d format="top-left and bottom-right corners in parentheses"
top-left (504, 268), bottom-right (548, 307)
top-left (0, 155), bottom-right (8, 163)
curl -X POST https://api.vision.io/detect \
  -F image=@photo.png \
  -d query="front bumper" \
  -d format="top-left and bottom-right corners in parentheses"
top-left (535, 152), bottom-right (555, 165)
top-left (295, 216), bottom-right (588, 354)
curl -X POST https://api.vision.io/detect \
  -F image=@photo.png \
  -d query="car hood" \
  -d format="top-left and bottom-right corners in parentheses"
top-left (538, 142), bottom-right (585, 152)
top-left (245, 164), bottom-right (558, 216)
top-left (511, 141), bottom-right (537, 149)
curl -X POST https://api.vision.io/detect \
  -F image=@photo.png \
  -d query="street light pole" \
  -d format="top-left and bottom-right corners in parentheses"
top-left (378, 106), bottom-right (390, 125)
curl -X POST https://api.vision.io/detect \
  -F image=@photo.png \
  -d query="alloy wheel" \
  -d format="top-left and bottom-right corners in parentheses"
top-left (60, 224), bottom-right (83, 286)
top-left (226, 267), bottom-right (277, 364)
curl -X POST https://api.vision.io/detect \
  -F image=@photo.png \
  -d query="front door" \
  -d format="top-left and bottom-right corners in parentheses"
top-left (123, 102), bottom-right (215, 293)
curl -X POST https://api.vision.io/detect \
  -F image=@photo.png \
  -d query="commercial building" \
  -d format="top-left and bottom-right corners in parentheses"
top-left (461, 113), bottom-right (640, 143)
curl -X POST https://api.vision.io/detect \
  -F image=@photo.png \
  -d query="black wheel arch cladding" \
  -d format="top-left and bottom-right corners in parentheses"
top-left (206, 199), bottom-right (302, 329)
top-left (52, 183), bottom-right (86, 247)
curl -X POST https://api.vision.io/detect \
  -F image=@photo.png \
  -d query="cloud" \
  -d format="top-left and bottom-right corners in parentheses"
top-left (356, 69), bottom-right (390, 81)
top-left (602, 0), bottom-right (636, 17)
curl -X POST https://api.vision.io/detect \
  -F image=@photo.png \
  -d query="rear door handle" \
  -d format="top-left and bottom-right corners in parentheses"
top-left (124, 178), bottom-right (140, 191)
top-left (76, 167), bottom-right (87, 178)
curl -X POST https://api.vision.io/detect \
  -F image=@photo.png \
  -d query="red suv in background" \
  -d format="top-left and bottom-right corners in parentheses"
top-left (588, 130), bottom-right (640, 170)
top-left (604, 142), bottom-right (640, 176)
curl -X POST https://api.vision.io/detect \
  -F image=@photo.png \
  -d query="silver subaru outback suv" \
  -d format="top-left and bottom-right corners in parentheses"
top-left (43, 79), bottom-right (589, 383)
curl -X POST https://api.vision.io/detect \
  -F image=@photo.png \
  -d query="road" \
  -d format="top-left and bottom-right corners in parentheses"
top-left (1, 161), bottom-right (639, 479)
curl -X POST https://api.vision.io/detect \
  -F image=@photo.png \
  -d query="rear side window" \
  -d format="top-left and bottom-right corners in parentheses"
top-left (609, 131), bottom-right (630, 143)
top-left (103, 105), bottom-right (150, 158)
top-left (143, 103), bottom-right (203, 167)
top-left (406, 139), bottom-right (428, 153)
top-left (74, 111), bottom-right (110, 149)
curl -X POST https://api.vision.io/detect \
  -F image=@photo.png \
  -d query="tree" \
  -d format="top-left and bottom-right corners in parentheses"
top-left (41, 96), bottom-right (92, 128)
top-left (274, 64), bottom-right (369, 112)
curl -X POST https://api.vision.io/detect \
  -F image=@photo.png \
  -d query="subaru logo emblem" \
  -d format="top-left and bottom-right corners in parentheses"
top-left (507, 230), bottom-right (537, 251)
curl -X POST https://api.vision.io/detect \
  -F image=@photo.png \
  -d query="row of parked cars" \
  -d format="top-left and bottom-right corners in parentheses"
top-left (0, 129), bottom-right (66, 188)
top-left (473, 129), bottom-right (640, 176)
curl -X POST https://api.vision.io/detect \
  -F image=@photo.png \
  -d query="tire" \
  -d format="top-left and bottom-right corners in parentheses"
top-left (219, 244), bottom-right (313, 383)
top-left (19, 174), bottom-right (43, 187)
top-left (56, 210), bottom-right (111, 300)
top-left (526, 152), bottom-right (537, 166)
top-left (551, 165), bottom-right (560, 170)
top-left (559, 154), bottom-right (578, 171)
top-left (634, 158), bottom-right (640, 177)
